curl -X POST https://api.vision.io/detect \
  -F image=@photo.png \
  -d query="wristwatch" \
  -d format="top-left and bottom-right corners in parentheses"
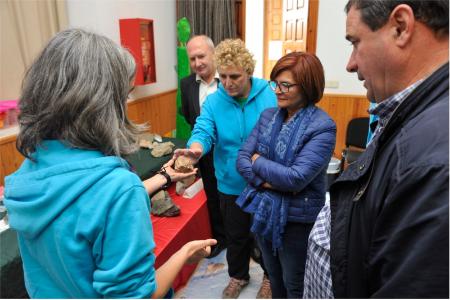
top-left (157, 167), bottom-right (172, 190)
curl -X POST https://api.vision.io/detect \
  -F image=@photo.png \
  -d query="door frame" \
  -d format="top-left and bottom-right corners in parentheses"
top-left (263, 0), bottom-right (319, 78)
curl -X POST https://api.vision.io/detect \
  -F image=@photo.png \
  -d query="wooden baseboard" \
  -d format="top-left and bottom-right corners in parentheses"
top-left (0, 91), bottom-right (367, 184)
top-left (0, 89), bottom-right (178, 186)
top-left (127, 89), bottom-right (177, 135)
top-left (318, 94), bottom-right (370, 158)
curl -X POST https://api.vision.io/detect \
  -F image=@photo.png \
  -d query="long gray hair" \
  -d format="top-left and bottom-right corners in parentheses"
top-left (17, 28), bottom-right (145, 159)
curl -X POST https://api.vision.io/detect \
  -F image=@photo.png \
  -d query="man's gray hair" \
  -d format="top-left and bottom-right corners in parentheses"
top-left (17, 28), bottom-right (145, 159)
top-left (345, 0), bottom-right (448, 37)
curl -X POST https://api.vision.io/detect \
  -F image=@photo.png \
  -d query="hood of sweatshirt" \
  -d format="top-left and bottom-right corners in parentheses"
top-left (4, 140), bottom-right (129, 239)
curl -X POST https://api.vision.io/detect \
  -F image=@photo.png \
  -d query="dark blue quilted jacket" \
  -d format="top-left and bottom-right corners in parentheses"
top-left (237, 106), bottom-right (336, 223)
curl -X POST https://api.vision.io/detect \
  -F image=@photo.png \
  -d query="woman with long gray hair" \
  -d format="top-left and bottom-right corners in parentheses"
top-left (4, 28), bottom-right (216, 298)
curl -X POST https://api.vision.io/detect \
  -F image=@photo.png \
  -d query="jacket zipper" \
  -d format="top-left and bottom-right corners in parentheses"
top-left (352, 143), bottom-right (377, 201)
top-left (353, 100), bottom-right (404, 202)
top-left (241, 106), bottom-right (245, 142)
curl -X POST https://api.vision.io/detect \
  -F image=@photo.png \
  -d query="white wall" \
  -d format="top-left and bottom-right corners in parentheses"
top-left (66, 0), bottom-right (177, 99)
top-left (245, 1), bottom-right (265, 78)
top-left (67, 0), bottom-right (366, 97)
top-left (316, 0), bottom-right (365, 95)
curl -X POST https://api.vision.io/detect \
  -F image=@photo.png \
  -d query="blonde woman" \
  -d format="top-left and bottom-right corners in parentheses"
top-left (175, 39), bottom-right (276, 298)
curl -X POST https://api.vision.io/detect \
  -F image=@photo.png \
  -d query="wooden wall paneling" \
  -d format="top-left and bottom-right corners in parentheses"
top-left (0, 91), bottom-right (366, 184)
top-left (127, 89), bottom-right (177, 136)
top-left (317, 94), bottom-right (370, 158)
top-left (0, 136), bottom-right (25, 186)
top-left (0, 89), bottom-right (178, 186)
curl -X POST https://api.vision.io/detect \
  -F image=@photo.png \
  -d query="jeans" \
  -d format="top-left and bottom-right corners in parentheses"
top-left (256, 222), bottom-right (313, 298)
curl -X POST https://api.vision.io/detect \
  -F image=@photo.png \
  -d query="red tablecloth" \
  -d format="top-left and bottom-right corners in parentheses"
top-left (151, 184), bottom-right (211, 291)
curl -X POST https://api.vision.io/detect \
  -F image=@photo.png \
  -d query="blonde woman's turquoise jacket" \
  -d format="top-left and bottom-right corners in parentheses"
top-left (188, 77), bottom-right (277, 195)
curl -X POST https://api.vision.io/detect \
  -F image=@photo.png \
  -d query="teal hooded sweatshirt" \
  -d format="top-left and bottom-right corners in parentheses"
top-left (4, 140), bottom-right (157, 298)
top-left (188, 77), bottom-right (276, 195)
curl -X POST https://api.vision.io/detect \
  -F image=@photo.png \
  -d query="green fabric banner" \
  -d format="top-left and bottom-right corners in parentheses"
top-left (175, 17), bottom-right (192, 139)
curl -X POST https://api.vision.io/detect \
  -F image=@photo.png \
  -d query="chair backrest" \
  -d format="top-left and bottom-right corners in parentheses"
top-left (345, 117), bottom-right (370, 149)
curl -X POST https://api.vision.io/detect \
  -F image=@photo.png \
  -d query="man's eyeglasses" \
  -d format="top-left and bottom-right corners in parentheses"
top-left (268, 80), bottom-right (299, 93)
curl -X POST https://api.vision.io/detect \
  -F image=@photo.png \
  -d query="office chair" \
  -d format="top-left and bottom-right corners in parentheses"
top-left (341, 117), bottom-right (370, 171)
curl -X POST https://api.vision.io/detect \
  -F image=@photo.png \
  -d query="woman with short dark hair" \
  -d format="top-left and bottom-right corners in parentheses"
top-left (236, 52), bottom-right (336, 298)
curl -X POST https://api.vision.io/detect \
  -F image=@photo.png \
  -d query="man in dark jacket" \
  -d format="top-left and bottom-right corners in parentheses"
top-left (180, 35), bottom-right (226, 258)
top-left (330, 0), bottom-right (449, 298)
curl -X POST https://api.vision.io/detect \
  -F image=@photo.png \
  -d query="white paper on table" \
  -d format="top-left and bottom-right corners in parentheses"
top-left (183, 178), bottom-right (204, 199)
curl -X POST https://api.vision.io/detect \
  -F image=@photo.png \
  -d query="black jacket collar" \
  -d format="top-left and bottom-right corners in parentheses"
top-left (335, 63), bottom-right (449, 183)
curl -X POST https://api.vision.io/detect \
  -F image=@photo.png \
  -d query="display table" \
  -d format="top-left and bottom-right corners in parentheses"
top-left (125, 137), bottom-right (186, 180)
top-left (152, 184), bottom-right (211, 291)
top-left (126, 137), bottom-right (212, 291)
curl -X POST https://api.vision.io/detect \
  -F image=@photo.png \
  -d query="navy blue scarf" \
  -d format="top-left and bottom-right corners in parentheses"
top-left (237, 105), bottom-right (316, 252)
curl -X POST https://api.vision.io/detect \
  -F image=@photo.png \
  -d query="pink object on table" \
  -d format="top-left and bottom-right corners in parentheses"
top-left (0, 100), bottom-right (19, 129)
top-left (0, 186), bottom-right (4, 197)
top-left (0, 100), bottom-right (18, 109)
